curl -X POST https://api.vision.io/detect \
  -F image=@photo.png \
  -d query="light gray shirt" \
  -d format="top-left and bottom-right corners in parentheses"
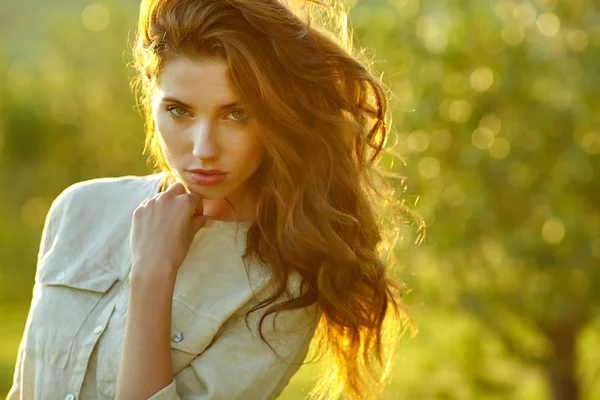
top-left (8, 173), bottom-right (320, 400)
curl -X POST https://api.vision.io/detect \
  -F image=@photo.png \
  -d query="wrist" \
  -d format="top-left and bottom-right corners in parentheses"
top-left (130, 262), bottom-right (178, 290)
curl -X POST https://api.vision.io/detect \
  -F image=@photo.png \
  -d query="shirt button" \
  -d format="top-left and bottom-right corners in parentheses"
top-left (171, 332), bottom-right (184, 343)
top-left (57, 272), bottom-right (66, 280)
top-left (64, 394), bottom-right (75, 400)
top-left (92, 325), bottom-right (104, 335)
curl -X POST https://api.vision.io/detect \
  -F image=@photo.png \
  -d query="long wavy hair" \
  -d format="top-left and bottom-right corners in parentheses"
top-left (131, 0), bottom-right (424, 399)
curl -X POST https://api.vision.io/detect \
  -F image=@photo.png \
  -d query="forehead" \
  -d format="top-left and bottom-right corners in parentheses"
top-left (156, 57), bottom-right (238, 103)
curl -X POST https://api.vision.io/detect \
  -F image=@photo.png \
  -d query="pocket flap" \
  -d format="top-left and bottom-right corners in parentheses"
top-left (35, 252), bottom-right (120, 294)
top-left (169, 298), bottom-right (221, 355)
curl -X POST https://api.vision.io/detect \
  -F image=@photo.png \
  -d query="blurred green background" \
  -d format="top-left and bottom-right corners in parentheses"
top-left (1, 0), bottom-right (599, 399)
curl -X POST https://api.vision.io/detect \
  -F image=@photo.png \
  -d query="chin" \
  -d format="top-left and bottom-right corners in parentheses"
top-left (187, 184), bottom-right (228, 200)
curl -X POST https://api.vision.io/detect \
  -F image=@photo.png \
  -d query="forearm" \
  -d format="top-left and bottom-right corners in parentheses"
top-left (115, 267), bottom-right (177, 400)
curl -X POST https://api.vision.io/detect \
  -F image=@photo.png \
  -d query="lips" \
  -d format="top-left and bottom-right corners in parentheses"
top-left (188, 169), bottom-right (226, 175)
top-left (186, 170), bottom-right (227, 186)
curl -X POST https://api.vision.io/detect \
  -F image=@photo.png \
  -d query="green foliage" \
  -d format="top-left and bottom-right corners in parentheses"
top-left (349, 0), bottom-right (600, 398)
top-left (0, 0), bottom-right (598, 398)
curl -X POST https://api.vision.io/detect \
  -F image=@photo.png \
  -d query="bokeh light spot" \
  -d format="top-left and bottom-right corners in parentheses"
top-left (407, 130), bottom-right (430, 153)
top-left (536, 13), bottom-right (560, 37)
top-left (443, 100), bottom-right (472, 123)
top-left (581, 132), bottom-right (600, 155)
top-left (442, 184), bottom-right (465, 207)
top-left (82, 4), bottom-right (110, 32)
top-left (488, 137), bottom-right (511, 159)
top-left (469, 67), bottom-right (495, 92)
top-left (472, 127), bottom-right (495, 150)
top-left (416, 16), bottom-right (448, 54)
top-left (513, 2), bottom-right (538, 27)
top-left (493, 2), bottom-right (512, 21)
top-left (541, 217), bottom-right (565, 245)
top-left (566, 29), bottom-right (589, 52)
top-left (430, 129), bottom-right (452, 152)
top-left (418, 156), bottom-right (441, 179)
top-left (479, 114), bottom-right (502, 135)
top-left (500, 25), bottom-right (525, 46)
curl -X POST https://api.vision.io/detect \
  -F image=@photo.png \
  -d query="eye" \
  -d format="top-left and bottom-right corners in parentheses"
top-left (165, 105), bottom-right (189, 118)
top-left (226, 108), bottom-right (250, 122)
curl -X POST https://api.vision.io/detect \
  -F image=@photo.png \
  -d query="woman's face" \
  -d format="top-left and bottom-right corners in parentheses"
top-left (152, 57), bottom-right (264, 218)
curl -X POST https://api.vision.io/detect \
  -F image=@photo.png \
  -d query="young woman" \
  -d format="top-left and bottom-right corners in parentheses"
top-left (8, 0), bottom-right (420, 399)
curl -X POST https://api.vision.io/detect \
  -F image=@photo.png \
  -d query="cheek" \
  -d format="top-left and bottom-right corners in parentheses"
top-left (233, 134), bottom-right (263, 168)
top-left (250, 132), bottom-right (264, 163)
top-left (250, 141), bottom-right (264, 167)
top-left (154, 113), bottom-right (173, 138)
top-left (155, 117), bottom-right (183, 151)
top-left (155, 132), bottom-right (183, 168)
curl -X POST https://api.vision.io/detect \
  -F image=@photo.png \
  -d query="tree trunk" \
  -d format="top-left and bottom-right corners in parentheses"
top-left (545, 319), bottom-right (579, 400)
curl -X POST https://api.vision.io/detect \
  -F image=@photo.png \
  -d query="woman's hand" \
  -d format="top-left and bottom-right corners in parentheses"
top-left (130, 181), bottom-right (208, 279)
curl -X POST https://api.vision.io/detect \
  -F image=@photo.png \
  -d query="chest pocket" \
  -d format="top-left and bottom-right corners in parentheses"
top-left (95, 297), bottom-right (222, 399)
top-left (28, 251), bottom-right (120, 369)
top-left (168, 297), bottom-right (222, 374)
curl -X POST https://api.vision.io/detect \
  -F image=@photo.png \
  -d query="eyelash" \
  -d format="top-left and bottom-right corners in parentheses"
top-left (164, 105), bottom-right (250, 123)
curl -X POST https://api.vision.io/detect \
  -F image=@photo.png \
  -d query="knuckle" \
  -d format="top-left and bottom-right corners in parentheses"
top-left (158, 192), bottom-right (174, 201)
top-left (178, 196), bottom-right (192, 207)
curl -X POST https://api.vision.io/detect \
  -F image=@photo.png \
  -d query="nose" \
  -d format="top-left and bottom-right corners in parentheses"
top-left (191, 120), bottom-right (219, 161)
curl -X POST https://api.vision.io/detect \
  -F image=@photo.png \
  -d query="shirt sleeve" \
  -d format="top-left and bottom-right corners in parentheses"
top-left (7, 188), bottom-right (67, 399)
top-left (6, 336), bottom-right (25, 400)
top-left (148, 299), bottom-right (321, 400)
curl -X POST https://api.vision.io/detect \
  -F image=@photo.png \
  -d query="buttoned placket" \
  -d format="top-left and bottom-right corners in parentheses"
top-left (96, 271), bottom-right (135, 397)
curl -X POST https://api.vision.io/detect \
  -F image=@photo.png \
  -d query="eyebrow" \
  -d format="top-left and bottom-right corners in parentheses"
top-left (161, 97), bottom-right (242, 111)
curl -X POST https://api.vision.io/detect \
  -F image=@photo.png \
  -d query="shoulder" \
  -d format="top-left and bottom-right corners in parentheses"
top-left (42, 173), bottom-right (165, 239)
top-left (56, 173), bottom-right (162, 206)
top-left (51, 173), bottom-right (164, 216)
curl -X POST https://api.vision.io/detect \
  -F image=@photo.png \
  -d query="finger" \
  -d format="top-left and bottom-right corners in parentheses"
top-left (139, 198), bottom-right (152, 207)
top-left (165, 181), bottom-right (187, 196)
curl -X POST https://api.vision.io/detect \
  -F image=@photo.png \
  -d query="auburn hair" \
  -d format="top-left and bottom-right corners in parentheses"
top-left (131, 0), bottom-right (424, 399)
